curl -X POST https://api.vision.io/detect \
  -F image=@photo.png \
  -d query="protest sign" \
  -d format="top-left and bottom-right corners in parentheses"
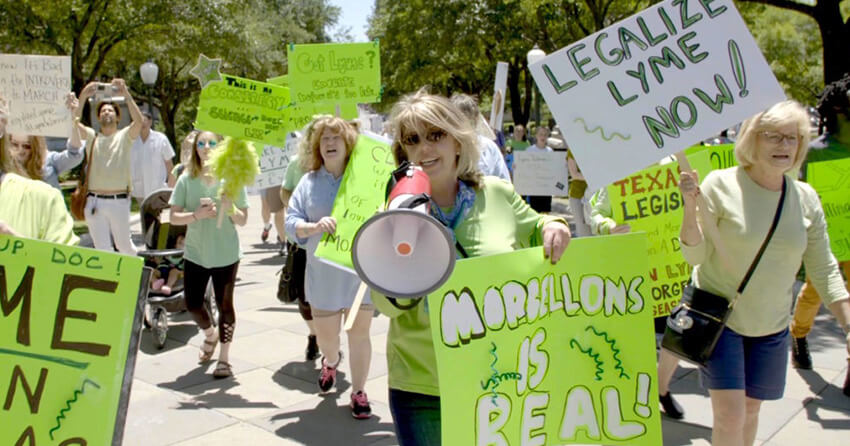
top-left (195, 74), bottom-right (290, 146)
top-left (267, 74), bottom-right (289, 87)
top-left (608, 149), bottom-right (712, 316)
top-left (528, 0), bottom-right (784, 191)
top-left (1, 236), bottom-right (145, 446)
top-left (513, 151), bottom-right (569, 196)
top-left (252, 136), bottom-right (299, 190)
top-left (282, 102), bottom-right (359, 133)
top-left (314, 132), bottom-right (395, 270)
top-left (807, 158), bottom-right (850, 262)
top-left (707, 143), bottom-right (736, 170)
top-left (287, 42), bottom-right (381, 105)
top-left (0, 54), bottom-right (72, 137)
top-left (489, 62), bottom-right (509, 131)
top-left (427, 234), bottom-right (661, 445)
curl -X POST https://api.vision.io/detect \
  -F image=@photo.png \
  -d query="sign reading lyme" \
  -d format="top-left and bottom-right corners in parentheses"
top-left (528, 0), bottom-right (784, 191)
top-left (428, 234), bottom-right (662, 445)
top-left (287, 41), bottom-right (381, 105)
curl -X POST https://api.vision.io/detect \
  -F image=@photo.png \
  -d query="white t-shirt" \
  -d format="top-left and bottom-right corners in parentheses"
top-left (476, 135), bottom-right (511, 181)
top-left (131, 130), bottom-right (175, 198)
top-left (525, 143), bottom-right (553, 153)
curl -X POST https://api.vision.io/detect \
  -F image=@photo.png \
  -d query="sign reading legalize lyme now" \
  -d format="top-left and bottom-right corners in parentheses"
top-left (0, 54), bottom-right (72, 137)
top-left (608, 148), bottom-right (712, 317)
top-left (807, 158), bottom-right (850, 262)
top-left (427, 234), bottom-right (661, 445)
top-left (528, 0), bottom-right (784, 191)
top-left (287, 42), bottom-right (381, 105)
top-left (1, 236), bottom-right (145, 446)
top-left (195, 74), bottom-right (290, 147)
top-left (314, 132), bottom-right (396, 270)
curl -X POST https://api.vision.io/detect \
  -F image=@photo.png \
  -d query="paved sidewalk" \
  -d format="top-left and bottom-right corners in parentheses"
top-left (121, 195), bottom-right (850, 445)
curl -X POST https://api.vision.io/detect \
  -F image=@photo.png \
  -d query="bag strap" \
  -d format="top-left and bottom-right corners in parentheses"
top-left (81, 134), bottom-right (96, 188)
top-left (734, 176), bottom-right (787, 297)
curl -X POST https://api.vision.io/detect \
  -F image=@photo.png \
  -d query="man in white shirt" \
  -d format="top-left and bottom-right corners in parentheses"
top-left (527, 126), bottom-right (554, 153)
top-left (131, 110), bottom-right (175, 203)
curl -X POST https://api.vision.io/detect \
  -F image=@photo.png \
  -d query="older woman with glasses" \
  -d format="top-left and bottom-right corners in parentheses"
top-left (678, 100), bottom-right (850, 446)
top-left (372, 90), bottom-right (571, 446)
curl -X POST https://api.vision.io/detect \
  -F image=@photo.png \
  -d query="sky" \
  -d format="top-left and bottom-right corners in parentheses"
top-left (329, 0), bottom-right (373, 42)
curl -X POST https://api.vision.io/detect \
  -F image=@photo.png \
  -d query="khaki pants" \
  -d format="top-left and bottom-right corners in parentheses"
top-left (790, 261), bottom-right (849, 338)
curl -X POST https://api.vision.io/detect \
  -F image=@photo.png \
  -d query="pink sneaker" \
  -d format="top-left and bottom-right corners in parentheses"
top-left (350, 391), bottom-right (372, 419)
top-left (317, 353), bottom-right (341, 393)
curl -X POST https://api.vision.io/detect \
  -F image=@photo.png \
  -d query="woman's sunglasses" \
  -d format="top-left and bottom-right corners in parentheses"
top-left (197, 140), bottom-right (218, 149)
top-left (400, 129), bottom-right (447, 147)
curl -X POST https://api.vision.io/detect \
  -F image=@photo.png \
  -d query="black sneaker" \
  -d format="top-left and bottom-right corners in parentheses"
top-left (350, 391), bottom-right (372, 419)
top-left (791, 336), bottom-right (813, 369)
top-left (306, 335), bottom-right (320, 361)
top-left (843, 361), bottom-right (850, 397)
top-left (659, 392), bottom-right (684, 419)
top-left (317, 352), bottom-right (342, 394)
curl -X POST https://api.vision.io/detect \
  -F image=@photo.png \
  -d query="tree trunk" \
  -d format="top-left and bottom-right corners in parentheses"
top-left (814, 3), bottom-right (850, 83)
top-left (508, 59), bottom-right (528, 126)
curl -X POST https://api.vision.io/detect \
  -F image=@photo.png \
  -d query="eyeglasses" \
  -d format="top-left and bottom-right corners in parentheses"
top-left (760, 131), bottom-right (798, 146)
top-left (400, 129), bottom-right (447, 147)
top-left (196, 140), bottom-right (218, 149)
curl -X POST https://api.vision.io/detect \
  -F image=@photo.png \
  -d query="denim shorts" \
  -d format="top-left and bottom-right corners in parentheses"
top-left (701, 327), bottom-right (790, 400)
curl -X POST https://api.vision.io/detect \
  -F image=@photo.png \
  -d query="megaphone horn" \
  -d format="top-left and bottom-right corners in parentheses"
top-left (352, 164), bottom-right (456, 299)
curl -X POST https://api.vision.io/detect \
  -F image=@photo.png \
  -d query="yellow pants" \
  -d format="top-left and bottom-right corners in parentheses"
top-left (790, 261), bottom-right (849, 338)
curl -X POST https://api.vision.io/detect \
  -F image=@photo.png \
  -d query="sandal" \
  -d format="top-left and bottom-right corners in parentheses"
top-left (213, 360), bottom-right (233, 379)
top-left (198, 335), bottom-right (218, 362)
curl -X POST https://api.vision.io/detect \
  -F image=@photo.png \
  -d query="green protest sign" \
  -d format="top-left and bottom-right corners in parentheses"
top-left (608, 149), bottom-right (712, 317)
top-left (282, 102), bottom-right (358, 133)
top-left (427, 234), bottom-right (661, 445)
top-left (195, 74), bottom-right (290, 146)
top-left (287, 41), bottom-right (381, 105)
top-left (807, 158), bottom-right (850, 262)
top-left (707, 143), bottom-right (737, 170)
top-left (266, 74), bottom-right (289, 87)
top-left (1, 236), bottom-right (145, 446)
top-left (314, 133), bottom-right (396, 269)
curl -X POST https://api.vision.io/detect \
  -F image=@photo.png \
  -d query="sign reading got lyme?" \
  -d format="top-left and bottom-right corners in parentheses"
top-left (288, 42), bottom-right (381, 105)
top-left (427, 234), bottom-right (661, 445)
top-left (1, 236), bottom-right (145, 446)
top-left (529, 0), bottom-right (784, 191)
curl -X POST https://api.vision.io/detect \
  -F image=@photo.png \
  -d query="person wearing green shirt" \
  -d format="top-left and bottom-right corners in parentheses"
top-left (507, 123), bottom-right (529, 152)
top-left (374, 91), bottom-right (572, 446)
top-left (169, 131), bottom-right (249, 379)
top-left (789, 74), bottom-right (850, 396)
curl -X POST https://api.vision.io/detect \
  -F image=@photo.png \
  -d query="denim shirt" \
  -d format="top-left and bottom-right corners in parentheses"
top-left (42, 140), bottom-right (85, 189)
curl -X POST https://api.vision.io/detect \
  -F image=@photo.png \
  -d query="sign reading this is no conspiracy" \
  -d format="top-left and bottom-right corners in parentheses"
top-left (529, 0), bottom-right (784, 191)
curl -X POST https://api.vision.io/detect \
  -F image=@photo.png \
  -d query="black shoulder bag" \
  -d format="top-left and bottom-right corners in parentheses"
top-left (662, 177), bottom-right (786, 367)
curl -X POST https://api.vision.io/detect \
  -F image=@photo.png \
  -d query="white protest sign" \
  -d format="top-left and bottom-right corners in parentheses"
top-left (0, 54), bottom-right (72, 137)
top-left (252, 135), bottom-right (299, 190)
top-left (489, 62), bottom-right (508, 131)
top-left (528, 0), bottom-right (784, 191)
top-left (513, 151), bottom-right (569, 196)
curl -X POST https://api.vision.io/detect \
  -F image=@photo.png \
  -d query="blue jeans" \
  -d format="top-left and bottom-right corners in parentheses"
top-left (388, 389), bottom-right (441, 446)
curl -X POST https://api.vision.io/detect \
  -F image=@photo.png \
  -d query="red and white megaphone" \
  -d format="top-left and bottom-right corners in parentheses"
top-left (351, 162), bottom-right (456, 299)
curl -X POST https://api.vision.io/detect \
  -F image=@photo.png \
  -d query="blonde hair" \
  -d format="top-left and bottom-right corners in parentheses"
top-left (735, 100), bottom-right (810, 172)
top-left (297, 115), bottom-right (359, 172)
top-left (11, 135), bottom-right (47, 180)
top-left (0, 133), bottom-right (12, 174)
top-left (387, 89), bottom-right (483, 189)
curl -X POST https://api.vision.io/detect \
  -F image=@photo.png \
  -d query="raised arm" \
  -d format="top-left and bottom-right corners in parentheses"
top-left (112, 78), bottom-right (143, 139)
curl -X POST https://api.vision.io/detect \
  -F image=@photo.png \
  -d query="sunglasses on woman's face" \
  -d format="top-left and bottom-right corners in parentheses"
top-left (400, 128), bottom-right (447, 147)
top-left (197, 140), bottom-right (218, 149)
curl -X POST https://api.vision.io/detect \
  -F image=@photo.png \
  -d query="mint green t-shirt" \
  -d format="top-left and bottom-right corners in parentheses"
top-left (169, 174), bottom-right (249, 268)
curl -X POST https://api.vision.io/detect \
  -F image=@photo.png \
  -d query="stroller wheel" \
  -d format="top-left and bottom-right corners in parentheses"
top-left (205, 280), bottom-right (219, 327)
top-left (152, 308), bottom-right (169, 349)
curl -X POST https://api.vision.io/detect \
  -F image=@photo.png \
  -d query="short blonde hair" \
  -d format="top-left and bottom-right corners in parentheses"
top-left (298, 115), bottom-right (359, 172)
top-left (735, 100), bottom-right (810, 172)
top-left (387, 89), bottom-right (483, 189)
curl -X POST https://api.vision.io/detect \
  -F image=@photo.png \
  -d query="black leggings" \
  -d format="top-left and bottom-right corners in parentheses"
top-left (184, 260), bottom-right (239, 343)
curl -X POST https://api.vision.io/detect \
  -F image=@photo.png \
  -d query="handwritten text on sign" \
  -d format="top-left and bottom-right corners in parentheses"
top-left (0, 54), bottom-right (72, 137)
top-left (315, 132), bottom-right (396, 270)
top-left (427, 235), bottom-right (661, 445)
top-left (195, 74), bottom-right (290, 147)
top-left (807, 158), bottom-right (850, 262)
top-left (1, 236), bottom-right (144, 446)
top-left (253, 137), bottom-right (299, 190)
top-left (288, 42), bottom-right (381, 105)
top-left (528, 0), bottom-right (784, 191)
top-left (513, 151), bottom-right (569, 196)
top-left (608, 149), bottom-right (712, 316)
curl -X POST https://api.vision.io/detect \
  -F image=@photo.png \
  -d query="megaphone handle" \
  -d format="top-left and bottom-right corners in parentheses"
top-left (344, 281), bottom-right (370, 331)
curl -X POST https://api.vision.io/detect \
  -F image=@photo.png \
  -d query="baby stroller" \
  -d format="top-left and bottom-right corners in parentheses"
top-left (138, 188), bottom-right (217, 349)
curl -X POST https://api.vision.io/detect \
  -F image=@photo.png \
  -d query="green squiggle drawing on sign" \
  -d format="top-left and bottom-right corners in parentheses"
top-left (586, 326), bottom-right (630, 379)
top-left (50, 379), bottom-right (101, 440)
top-left (570, 339), bottom-right (604, 381)
top-left (574, 117), bottom-right (631, 142)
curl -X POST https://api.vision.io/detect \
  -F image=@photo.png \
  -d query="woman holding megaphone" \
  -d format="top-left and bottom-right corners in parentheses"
top-left (373, 90), bottom-right (572, 446)
top-left (284, 115), bottom-right (375, 420)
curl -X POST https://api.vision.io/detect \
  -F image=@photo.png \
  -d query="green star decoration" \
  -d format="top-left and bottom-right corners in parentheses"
top-left (190, 54), bottom-right (222, 88)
